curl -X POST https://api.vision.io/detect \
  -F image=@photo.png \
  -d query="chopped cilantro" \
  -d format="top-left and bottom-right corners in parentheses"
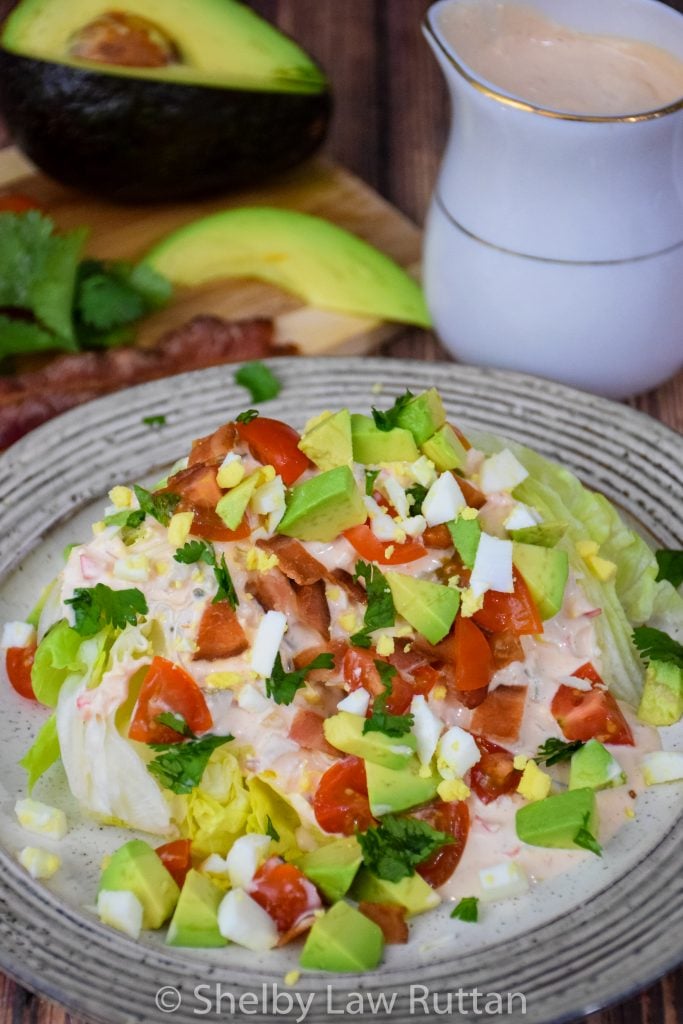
top-left (133, 485), bottom-right (180, 527)
top-left (148, 735), bottom-right (233, 794)
top-left (65, 584), bottom-right (148, 637)
top-left (655, 550), bottom-right (683, 589)
top-left (103, 508), bottom-right (146, 530)
top-left (364, 661), bottom-right (414, 738)
top-left (358, 815), bottom-right (453, 883)
top-left (350, 560), bottom-right (395, 647)
top-left (535, 738), bottom-right (584, 767)
top-left (213, 554), bottom-right (239, 609)
top-left (265, 652), bottom-right (334, 706)
top-left (235, 409), bottom-right (259, 425)
top-left (174, 540), bottom-right (216, 566)
top-left (406, 484), bottom-right (428, 515)
top-left (74, 259), bottom-right (171, 348)
top-left (266, 816), bottom-right (281, 842)
top-left (142, 414), bottom-right (166, 428)
top-left (155, 712), bottom-right (193, 737)
top-left (365, 469), bottom-right (380, 496)
top-left (632, 626), bottom-right (683, 669)
top-left (371, 390), bottom-right (414, 432)
top-left (234, 361), bottom-right (281, 403)
top-left (573, 813), bottom-right (602, 857)
top-left (450, 897), bottom-right (479, 922)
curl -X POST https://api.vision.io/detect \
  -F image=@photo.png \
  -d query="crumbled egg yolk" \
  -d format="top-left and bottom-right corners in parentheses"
top-left (371, 383), bottom-right (384, 395)
top-left (460, 587), bottom-right (484, 618)
top-left (217, 458), bottom-right (246, 490)
top-left (326, 586), bottom-right (342, 603)
top-left (625, 807), bottom-right (636, 820)
top-left (245, 547), bottom-right (279, 573)
top-left (284, 971), bottom-right (301, 987)
top-left (18, 846), bottom-right (61, 880)
top-left (109, 485), bottom-right (133, 508)
top-left (15, 799), bottom-right (67, 840)
top-left (339, 611), bottom-right (362, 633)
top-left (460, 506), bottom-right (479, 521)
top-left (92, 521), bottom-right (106, 535)
top-left (303, 688), bottom-right (322, 705)
top-left (168, 511), bottom-right (194, 547)
top-left (431, 685), bottom-right (447, 701)
top-left (437, 778), bottom-right (471, 801)
top-left (205, 672), bottom-right (243, 690)
top-left (376, 635), bottom-right (395, 656)
top-left (516, 760), bottom-right (552, 802)
top-left (577, 540), bottom-right (599, 558)
top-left (576, 539), bottom-right (617, 582)
top-left (384, 546), bottom-right (396, 560)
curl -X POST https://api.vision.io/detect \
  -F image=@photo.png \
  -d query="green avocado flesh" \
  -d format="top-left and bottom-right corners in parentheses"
top-left (516, 788), bottom-right (598, 850)
top-left (638, 660), bottom-right (683, 727)
top-left (166, 870), bottom-right (226, 948)
top-left (277, 465), bottom-right (366, 543)
top-left (385, 572), bottom-right (460, 645)
top-left (99, 840), bottom-right (179, 929)
top-left (421, 424), bottom-right (467, 472)
top-left (297, 837), bottom-right (363, 903)
top-left (323, 712), bottom-right (416, 770)
top-left (300, 901), bottom-right (384, 972)
top-left (512, 542), bottom-right (568, 620)
top-left (299, 410), bottom-right (353, 471)
top-left (396, 389), bottom-right (446, 447)
top-left (351, 869), bottom-right (440, 917)
top-left (568, 740), bottom-right (625, 792)
top-left (145, 209), bottom-right (431, 328)
top-left (365, 757), bottom-right (440, 816)
top-left (1, 0), bottom-right (327, 92)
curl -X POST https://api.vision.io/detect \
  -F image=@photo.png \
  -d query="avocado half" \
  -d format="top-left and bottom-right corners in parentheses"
top-left (0, 0), bottom-right (331, 202)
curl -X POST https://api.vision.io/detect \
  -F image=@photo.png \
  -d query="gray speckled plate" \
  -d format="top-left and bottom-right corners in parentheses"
top-left (0, 358), bottom-right (681, 1024)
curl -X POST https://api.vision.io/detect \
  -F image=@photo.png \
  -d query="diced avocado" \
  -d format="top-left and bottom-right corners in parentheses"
top-left (638, 660), bottom-right (683, 727)
top-left (395, 389), bottom-right (446, 446)
top-left (99, 840), bottom-right (179, 929)
top-left (323, 712), bottom-right (416, 770)
top-left (297, 837), bottom-right (363, 903)
top-left (516, 788), bottom-right (598, 850)
top-left (448, 516), bottom-right (481, 569)
top-left (512, 542), bottom-right (569, 620)
top-left (509, 521), bottom-right (568, 547)
top-left (277, 466), bottom-right (366, 543)
top-left (351, 869), bottom-right (440, 917)
top-left (300, 901), bottom-right (384, 972)
top-left (215, 473), bottom-right (261, 530)
top-left (166, 869), bottom-right (227, 948)
top-left (298, 410), bottom-right (353, 471)
top-left (366, 757), bottom-right (440, 816)
top-left (569, 740), bottom-right (626, 791)
top-left (385, 572), bottom-right (460, 645)
top-left (421, 425), bottom-right (468, 472)
top-left (351, 414), bottom-right (419, 465)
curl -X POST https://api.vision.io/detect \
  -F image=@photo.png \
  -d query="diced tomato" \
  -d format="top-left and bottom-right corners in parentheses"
top-left (469, 737), bottom-right (522, 804)
top-left (156, 839), bottom-right (192, 888)
top-left (470, 685), bottom-right (528, 743)
top-left (344, 524), bottom-right (427, 565)
top-left (412, 800), bottom-right (470, 888)
top-left (551, 663), bottom-right (634, 745)
top-left (6, 644), bottom-right (37, 701)
top-left (0, 194), bottom-right (43, 213)
top-left (473, 570), bottom-right (543, 636)
top-left (488, 629), bottom-right (525, 670)
top-left (452, 616), bottom-right (495, 692)
top-left (453, 475), bottom-right (486, 509)
top-left (411, 664), bottom-right (441, 697)
top-left (250, 857), bottom-right (322, 933)
top-left (313, 756), bottom-right (375, 835)
top-left (189, 507), bottom-right (251, 543)
top-left (342, 648), bottom-right (412, 714)
top-left (236, 417), bottom-right (311, 486)
top-left (358, 902), bottom-right (409, 943)
top-left (289, 709), bottom-right (338, 757)
top-left (188, 423), bottom-right (237, 467)
top-left (194, 602), bottom-right (248, 661)
top-left (128, 656), bottom-right (213, 744)
top-left (422, 524), bottom-right (453, 549)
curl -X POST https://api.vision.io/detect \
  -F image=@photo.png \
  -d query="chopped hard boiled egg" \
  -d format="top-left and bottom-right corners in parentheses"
top-left (437, 726), bottom-right (481, 778)
top-left (217, 453), bottom-right (246, 489)
top-left (504, 503), bottom-right (539, 531)
top-left (411, 695), bottom-right (443, 766)
top-left (201, 853), bottom-right (231, 877)
top-left (113, 555), bottom-right (150, 583)
top-left (517, 760), bottom-right (552, 802)
top-left (470, 534), bottom-right (514, 597)
top-left (108, 485), bottom-right (133, 508)
top-left (641, 751), bottom-right (683, 786)
top-left (437, 778), bottom-right (470, 801)
top-left (217, 888), bottom-right (279, 951)
top-left (337, 689), bottom-right (371, 716)
top-left (225, 834), bottom-right (271, 889)
top-left (422, 473), bottom-right (466, 527)
top-left (1, 621), bottom-right (36, 649)
top-left (479, 449), bottom-right (529, 495)
top-left (250, 611), bottom-right (287, 678)
top-left (237, 685), bottom-right (272, 715)
top-left (479, 862), bottom-right (529, 902)
top-left (18, 846), bottom-right (61, 879)
top-left (97, 890), bottom-right (144, 939)
top-left (15, 799), bottom-right (67, 840)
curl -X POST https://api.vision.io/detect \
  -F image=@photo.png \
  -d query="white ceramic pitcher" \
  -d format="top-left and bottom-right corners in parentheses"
top-left (423, 0), bottom-right (683, 398)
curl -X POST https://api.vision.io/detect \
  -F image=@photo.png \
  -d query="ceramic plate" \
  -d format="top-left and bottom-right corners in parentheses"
top-left (0, 357), bottom-right (681, 1024)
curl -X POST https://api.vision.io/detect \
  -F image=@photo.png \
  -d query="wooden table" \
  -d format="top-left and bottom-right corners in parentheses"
top-left (0, 2), bottom-right (682, 1022)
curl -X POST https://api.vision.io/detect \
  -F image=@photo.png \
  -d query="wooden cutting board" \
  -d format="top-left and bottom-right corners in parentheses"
top-left (0, 146), bottom-right (424, 356)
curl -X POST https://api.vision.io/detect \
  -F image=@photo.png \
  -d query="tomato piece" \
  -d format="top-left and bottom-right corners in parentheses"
top-left (194, 602), bottom-right (248, 661)
top-left (6, 644), bottom-right (37, 701)
top-left (449, 423), bottom-right (472, 451)
top-left (358, 902), bottom-right (408, 943)
top-left (452, 616), bottom-right (495, 692)
top-left (166, 464), bottom-right (251, 541)
top-left (0, 194), bottom-right (43, 213)
top-left (413, 800), bottom-right (470, 888)
top-left (411, 664), bottom-right (441, 697)
top-left (128, 656), bottom-right (213, 743)
top-left (313, 756), bottom-right (375, 835)
top-left (188, 423), bottom-right (237, 467)
top-left (344, 524), bottom-right (427, 565)
top-left (470, 685), bottom-right (528, 743)
top-left (236, 417), bottom-right (311, 486)
top-left (156, 839), bottom-right (192, 888)
top-left (453, 475), bottom-right (486, 509)
top-left (473, 570), bottom-right (543, 636)
top-left (250, 857), bottom-right (322, 933)
top-left (422, 524), bottom-right (453, 549)
top-left (341, 648), bottom-right (412, 714)
top-left (551, 663), bottom-right (634, 745)
top-left (469, 737), bottom-right (522, 804)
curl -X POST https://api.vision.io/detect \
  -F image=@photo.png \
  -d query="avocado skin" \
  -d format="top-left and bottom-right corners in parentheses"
top-left (0, 50), bottom-right (331, 202)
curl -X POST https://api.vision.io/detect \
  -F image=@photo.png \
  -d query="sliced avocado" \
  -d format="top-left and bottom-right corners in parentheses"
top-left (638, 660), bottom-right (683, 727)
top-left (385, 572), bottom-right (460, 645)
top-left (509, 521), bottom-right (568, 547)
top-left (421, 425), bottom-right (468, 472)
top-left (516, 788), bottom-right (598, 851)
top-left (297, 837), bottom-right (363, 903)
top-left (448, 516), bottom-right (481, 569)
top-left (512, 542), bottom-right (568, 620)
top-left (277, 466), bottom-right (366, 543)
top-left (146, 210), bottom-right (430, 326)
top-left (351, 414), bottom-right (420, 465)
top-left (299, 410), bottom-right (353, 471)
top-left (323, 712), bottom-right (416, 770)
top-left (366, 757), bottom-right (440, 816)
top-left (351, 869), bottom-right (440, 917)
top-left (300, 901), bottom-right (384, 972)
top-left (569, 740), bottom-right (626, 791)
top-left (166, 869), bottom-right (227, 948)
top-left (395, 389), bottom-right (446, 446)
top-left (215, 472), bottom-right (261, 530)
top-left (99, 839), bottom-right (179, 929)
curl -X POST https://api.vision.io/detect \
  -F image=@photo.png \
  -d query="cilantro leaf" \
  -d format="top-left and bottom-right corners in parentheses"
top-left (65, 584), bottom-right (148, 637)
top-left (234, 361), bottom-right (281, 403)
top-left (174, 540), bottom-right (216, 567)
top-left (265, 652), bottom-right (335, 706)
top-left (213, 554), bottom-right (238, 609)
top-left (655, 550), bottom-right (683, 589)
top-left (103, 508), bottom-right (146, 530)
top-left (265, 816), bottom-right (280, 842)
top-left (0, 314), bottom-right (76, 360)
top-left (133, 484), bottom-right (180, 527)
top-left (236, 409), bottom-right (259, 425)
top-left (573, 813), bottom-right (602, 857)
top-left (406, 484), bottom-right (428, 515)
top-left (74, 259), bottom-right (172, 347)
top-left (364, 661), bottom-right (414, 738)
top-left (155, 712), bottom-right (194, 737)
top-left (450, 897), bottom-right (479, 922)
top-left (535, 737), bottom-right (584, 767)
top-left (143, 414), bottom-right (166, 428)
top-left (147, 735), bottom-right (233, 794)
top-left (350, 561), bottom-right (395, 647)
top-left (632, 626), bottom-right (683, 669)
top-left (371, 390), bottom-right (414, 432)
top-left (358, 815), bottom-right (453, 883)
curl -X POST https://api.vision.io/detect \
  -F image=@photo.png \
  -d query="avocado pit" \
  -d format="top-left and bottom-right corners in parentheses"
top-left (68, 11), bottom-right (178, 69)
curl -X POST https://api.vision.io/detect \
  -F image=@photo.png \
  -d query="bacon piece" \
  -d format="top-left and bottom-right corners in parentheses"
top-left (166, 464), bottom-right (222, 508)
top-left (256, 537), bottom-right (327, 586)
top-left (246, 568), bottom-right (298, 618)
top-left (326, 567), bottom-right (367, 605)
top-left (358, 902), bottom-right (409, 944)
top-left (422, 524), bottom-right (453, 549)
top-left (453, 474), bottom-right (486, 509)
top-left (470, 685), bottom-right (528, 742)
top-left (488, 630), bottom-right (525, 670)
top-left (294, 580), bottom-right (331, 639)
top-left (454, 684), bottom-right (490, 709)
top-left (289, 709), bottom-right (338, 757)
top-left (293, 642), bottom-right (347, 681)
top-left (194, 602), bottom-right (248, 661)
top-left (188, 423), bottom-right (237, 467)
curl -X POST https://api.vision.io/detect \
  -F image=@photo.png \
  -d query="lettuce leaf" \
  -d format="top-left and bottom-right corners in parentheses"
top-left (246, 774), bottom-right (304, 860)
top-left (31, 620), bottom-right (87, 707)
top-left (20, 714), bottom-right (60, 792)
top-left (177, 749), bottom-right (250, 857)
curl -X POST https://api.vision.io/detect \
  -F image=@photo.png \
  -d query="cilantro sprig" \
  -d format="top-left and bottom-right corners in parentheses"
top-left (358, 815), bottom-right (453, 883)
top-left (174, 540), bottom-right (239, 610)
top-left (133, 485), bottom-right (180, 527)
top-left (148, 735), bottom-right (233, 795)
top-left (371, 390), bottom-right (414, 432)
top-left (632, 626), bottom-right (683, 669)
top-left (535, 738), bottom-right (584, 767)
top-left (363, 661), bottom-right (414, 738)
top-left (234, 362), bottom-right (281, 403)
top-left (406, 484), bottom-right (428, 515)
top-left (655, 550), bottom-right (683, 588)
top-left (573, 813), bottom-right (602, 857)
top-left (142, 414), bottom-right (166, 428)
top-left (155, 712), bottom-right (193, 737)
top-left (450, 897), bottom-right (479, 923)
top-left (350, 561), bottom-right (395, 648)
top-left (236, 409), bottom-right (259, 425)
top-left (265, 652), bottom-right (335, 706)
top-left (65, 584), bottom-right (148, 637)
top-left (103, 508), bottom-right (146, 530)
top-left (174, 540), bottom-right (215, 566)
top-left (265, 816), bottom-right (281, 842)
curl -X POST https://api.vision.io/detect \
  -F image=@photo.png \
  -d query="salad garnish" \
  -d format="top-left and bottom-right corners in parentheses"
top-left (350, 560), bottom-right (395, 648)
top-left (632, 627), bottom-right (683, 668)
top-left (573, 814), bottom-right (603, 858)
top-left (265, 652), bottom-right (335, 706)
top-left (363, 662), bottom-right (414, 738)
top-left (358, 816), bottom-right (454, 883)
top-left (450, 896), bottom-right (479, 922)
top-left (371, 390), bottom-right (414, 432)
top-left (534, 738), bottom-right (585, 767)
top-left (148, 735), bottom-right (234, 794)
top-left (65, 584), bottom-right (148, 636)
top-left (234, 361), bottom-right (281, 403)
top-left (133, 485), bottom-right (180, 527)
top-left (142, 414), bottom-right (167, 428)
top-left (655, 549), bottom-right (683, 588)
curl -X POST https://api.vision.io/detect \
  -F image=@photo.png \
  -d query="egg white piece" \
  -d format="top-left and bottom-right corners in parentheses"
top-left (470, 534), bottom-right (514, 597)
top-left (217, 889), bottom-right (279, 951)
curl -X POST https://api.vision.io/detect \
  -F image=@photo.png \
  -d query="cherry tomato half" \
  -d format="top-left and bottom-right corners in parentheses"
top-left (6, 644), bottom-right (37, 701)
top-left (0, 194), bottom-right (43, 214)
top-left (469, 736), bottom-right (522, 804)
top-left (156, 839), bottom-right (192, 888)
top-left (344, 524), bottom-right (427, 565)
top-left (128, 656), bottom-right (213, 744)
top-left (413, 800), bottom-right (470, 888)
top-left (236, 417), bottom-right (311, 486)
top-left (551, 663), bottom-right (634, 745)
top-left (250, 857), bottom-right (321, 933)
top-left (473, 570), bottom-right (543, 636)
top-left (313, 756), bottom-right (375, 835)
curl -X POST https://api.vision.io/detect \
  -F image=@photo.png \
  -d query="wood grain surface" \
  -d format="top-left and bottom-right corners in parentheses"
top-left (0, 2), bottom-right (682, 1023)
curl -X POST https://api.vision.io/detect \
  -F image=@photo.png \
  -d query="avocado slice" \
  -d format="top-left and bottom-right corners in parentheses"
top-left (421, 425), bottom-right (468, 472)
top-left (448, 516), bottom-right (481, 569)
top-left (385, 572), bottom-right (460, 645)
top-left (395, 389), bottom-right (446, 446)
top-left (297, 837), bottom-right (363, 903)
top-left (568, 740), bottom-right (626, 791)
top-left (365, 757), bottom-right (440, 816)
top-left (351, 414), bottom-right (420, 465)
top-left (215, 472), bottom-right (261, 530)
top-left (512, 542), bottom-right (569, 620)
top-left (509, 521), bottom-right (568, 547)
top-left (323, 712), bottom-right (416, 770)
top-left (277, 465), bottom-right (366, 543)
top-left (166, 869), bottom-right (227, 948)
top-left (516, 788), bottom-right (598, 851)
top-left (300, 901), bottom-right (384, 972)
top-left (299, 410), bottom-right (353, 471)
top-left (99, 840), bottom-right (179, 929)
top-left (0, 1), bottom-right (330, 201)
top-left (351, 869), bottom-right (440, 917)
top-left (638, 659), bottom-right (683, 727)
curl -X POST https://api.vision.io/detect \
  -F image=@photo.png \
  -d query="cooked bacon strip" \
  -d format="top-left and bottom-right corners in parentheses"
top-left (326, 567), bottom-right (367, 605)
top-left (188, 423), bottom-right (238, 467)
top-left (422, 524), bottom-right (453, 549)
top-left (294, 580), bottom-right (331, 639)
top-left (194, 602), bottom-right (248, 661)
top-left (470, 685), bottom-right (528, 742)
top-left (256, 537), bottom-right (327, 586)
top-left (289, 709), bottom-right (338, 757)
top-left (293, 642), bottom-right (347, 681)
top-left (453, 684), bottom-right (490, 709)
top-left (246, 568), bottom-right (298, 618)
top-left (358, 902), bottom-right (409, 944)
top-left (488, 630), bottom-right (525, 670)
